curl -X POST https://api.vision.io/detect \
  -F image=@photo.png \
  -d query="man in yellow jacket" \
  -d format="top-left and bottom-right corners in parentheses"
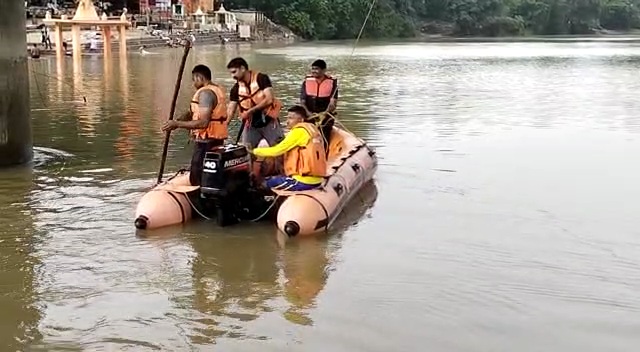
top-left (251, 105), bottom-right (328, 191)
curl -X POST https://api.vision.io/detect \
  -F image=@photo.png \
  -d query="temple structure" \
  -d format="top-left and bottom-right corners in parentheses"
top-left (43, 0), bottom-right (130, 59)
top-left (182, 0), bottom-right (216, 15)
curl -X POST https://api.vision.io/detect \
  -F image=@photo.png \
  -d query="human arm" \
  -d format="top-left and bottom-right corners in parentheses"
top-left (299, 81), bottom-right (307, 106)
top-left (227, 101), bottom-right (238, 122)
top-left (175, 90), bottom-right (216, 129)
top-left (228, 84), bottom-right (239, 121)
top-left (252, 128), bottom-right (309, 158)
top-left (327, 79), bottom-right (338, 113)
top-left (162, 90), bottom-right (216, 131)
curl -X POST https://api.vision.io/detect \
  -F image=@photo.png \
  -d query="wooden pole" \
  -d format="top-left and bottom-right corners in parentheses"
top-left (156, 40), bottom-right (192, 184)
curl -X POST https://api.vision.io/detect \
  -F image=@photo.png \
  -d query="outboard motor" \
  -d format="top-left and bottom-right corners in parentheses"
top-left (200, 143), bottom-right (251, 226)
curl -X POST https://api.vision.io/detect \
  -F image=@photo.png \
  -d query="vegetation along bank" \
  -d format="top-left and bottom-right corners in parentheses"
top-left (224, 0), bottom-right (640, 39)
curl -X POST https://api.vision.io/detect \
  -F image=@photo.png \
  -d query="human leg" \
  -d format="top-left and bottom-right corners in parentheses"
top-left (241, 125), bottom-right (262, 150)
top-left (189, 139), bottom-right (223, 186)
top-left (189, 142), bottom-right (208, 186)
top-left (259, 121), bottom-right (285, 176)
top-left (265, 176), bottom-right (320, 192)
top-left (240, 126), bottom-right (267, 184)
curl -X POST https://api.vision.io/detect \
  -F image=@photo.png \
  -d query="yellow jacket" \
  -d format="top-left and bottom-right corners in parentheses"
top-left (252, 126), bottom-right (323, 184)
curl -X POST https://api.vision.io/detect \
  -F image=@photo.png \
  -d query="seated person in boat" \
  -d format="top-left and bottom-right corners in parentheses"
top-left (251, 105), bottom-right (327, 192)
top-left (300, 59), bottom-right (337, 151)
top-left (162, 64), bottom-right (229, 186)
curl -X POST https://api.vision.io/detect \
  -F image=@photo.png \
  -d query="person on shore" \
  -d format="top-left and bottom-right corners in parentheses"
top-left (41, 28), bottom-right (52, 50)
top-left (251, 105), bottom-right (327, 191)
top-left (89, 36), bottom-right (99, 53)
top-left (226, 57), bottom-right (283, 183)
top-left (161, 64), bottom-right (229, 186)
top-left (139, 45), bottom-right (150, 55)
top-left (299, 59), bottom-right (338, 150)
top-left (62, 41), bottom-right (72, 56)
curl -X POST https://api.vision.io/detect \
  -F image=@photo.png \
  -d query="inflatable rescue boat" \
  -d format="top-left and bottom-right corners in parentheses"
top-left (134, 126), bottom-right (377, 237)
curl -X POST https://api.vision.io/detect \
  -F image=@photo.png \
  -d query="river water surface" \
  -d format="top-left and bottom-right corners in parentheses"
top-left (2, 41), bottom-right (640, 351)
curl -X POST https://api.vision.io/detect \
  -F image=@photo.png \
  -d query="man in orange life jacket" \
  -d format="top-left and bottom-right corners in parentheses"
top-left (300, 59), bottom-right (338, 149)
top-left (251, 105), bottom-right (327, 192)
top-left (162, 64), bottom-right (228, 186)
top-left (226, 57), bottom-right (284, 181)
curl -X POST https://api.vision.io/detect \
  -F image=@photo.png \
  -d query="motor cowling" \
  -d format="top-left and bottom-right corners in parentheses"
top-left (200, 143), bottom-right (251, 199)
top-left (198, 143), bottom-right (279, 226)
top-left (198, 143), bottom-right (252, 226)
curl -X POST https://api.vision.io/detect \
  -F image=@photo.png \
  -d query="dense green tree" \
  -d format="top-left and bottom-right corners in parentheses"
top-left (223, 0), bottom-right (640, 39)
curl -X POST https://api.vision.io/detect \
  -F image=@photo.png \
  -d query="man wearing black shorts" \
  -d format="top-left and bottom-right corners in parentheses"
top-left (226, 57), bottom-right (284, 181)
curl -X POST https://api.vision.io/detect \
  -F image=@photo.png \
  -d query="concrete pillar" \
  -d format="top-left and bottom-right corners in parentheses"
top-left (118, 25), bottom-right (127, 57)
top-left (54, 24), bottom-right (64, 58)
top-left (120, 54), bottom-right (128, 101)
top-left (56, 57), bottom-right (65, 95)
top-left (71, 25), bottom-right (82, 59)
top-left (0, 0), bottom-right (32, 166)
top-left (103, 31), bottom-right (112, 92)
top-left (104, 57), bottom-right (112, 91)
top-left (102, 26), bottom-right (112, 57)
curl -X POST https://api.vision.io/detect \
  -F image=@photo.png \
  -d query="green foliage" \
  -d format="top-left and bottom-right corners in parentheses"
top-left (223, 0), bottom-right (640, 39)
top-left (600, 0), bottom-right (640, 29)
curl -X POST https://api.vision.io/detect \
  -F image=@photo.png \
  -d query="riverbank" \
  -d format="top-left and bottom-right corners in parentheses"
top-left (416, 21), bottom-right (640, 42)
top-left (26, 27), bottom-right (295, 57)
top-left (416, 33), bottom-right (640, 43)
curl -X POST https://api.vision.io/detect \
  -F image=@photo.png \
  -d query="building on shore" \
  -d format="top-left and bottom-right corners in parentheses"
top-left (139, 0), bottom-right (215, 16)
top-left (26, 0), bottom-right (294, 49)
top-left (181, 0), bottom-right (215, 15)
top-left (139, 0), bottom-right (171, 15)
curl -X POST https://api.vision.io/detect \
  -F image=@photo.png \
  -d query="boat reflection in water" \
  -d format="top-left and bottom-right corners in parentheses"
top-left (280, 180), bottom-right (378, 325)
top-left (137, 180), bottom-right (378, 342)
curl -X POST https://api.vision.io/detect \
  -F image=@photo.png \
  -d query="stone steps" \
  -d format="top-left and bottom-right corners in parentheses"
top-left (34, 31), bottom-right (242, 52)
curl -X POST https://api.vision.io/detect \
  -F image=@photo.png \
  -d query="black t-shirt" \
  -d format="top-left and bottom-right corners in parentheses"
top-left (230, 73), bottom-right (274, 125)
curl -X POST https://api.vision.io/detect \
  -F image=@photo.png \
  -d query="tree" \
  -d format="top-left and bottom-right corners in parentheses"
top-left (222, 0), bottom-right (640, 39)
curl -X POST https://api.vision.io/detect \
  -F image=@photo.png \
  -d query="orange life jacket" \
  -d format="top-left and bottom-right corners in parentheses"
top-left (237, 71), bottom-right (282, 119)
top-left (190, 84), bottom-right (228, 140)
top-left (303, 75), bottom-right (336, 113)
top-left (283, 122), bottom-right (327, 178)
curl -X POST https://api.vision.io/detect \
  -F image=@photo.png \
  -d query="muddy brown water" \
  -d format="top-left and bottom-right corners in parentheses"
top-left (1, 41), bottom-right (640, 351)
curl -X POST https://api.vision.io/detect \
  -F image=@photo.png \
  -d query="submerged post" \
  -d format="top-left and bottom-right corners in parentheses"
top-left (0, 0), bottom-right (32, 167)
top-left (71, 25), bottom-right (82, 59)
top-left (118, 25), bottom-right (127, 57)
top-left (102, 26), bottom-right (112, 57)
top-left (54, 24), bottom-right (64, 58)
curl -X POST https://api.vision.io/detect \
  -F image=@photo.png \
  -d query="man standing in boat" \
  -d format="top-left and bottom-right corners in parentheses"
top-left (226, 57), bottom-right (284, 182)
top-left (162, 64), bottom-right (229, 186)
top-left (251, 105), bottom-right (327, 191)
top-left (300, 59), bottom-right (338, 150)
